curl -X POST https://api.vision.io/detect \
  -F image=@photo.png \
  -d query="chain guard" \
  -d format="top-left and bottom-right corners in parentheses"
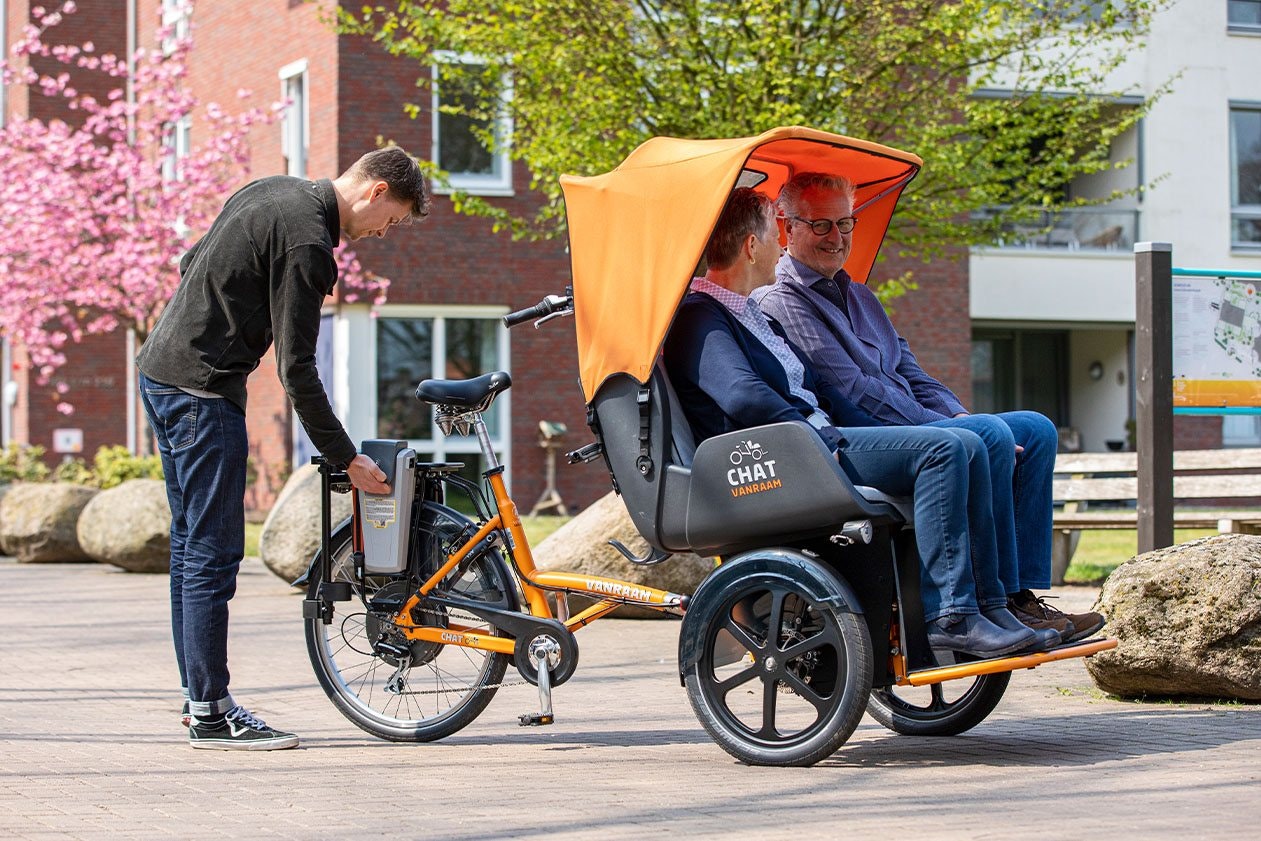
top-left (513, 625), bottom-right (580, 687)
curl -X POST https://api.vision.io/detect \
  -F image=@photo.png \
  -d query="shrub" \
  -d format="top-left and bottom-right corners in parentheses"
top-left (52, 457), bottom-right (94, 485)
top-left (0, 442), bottom-right (50, 483)
top-left (91, 445), bottom-right (163, 489)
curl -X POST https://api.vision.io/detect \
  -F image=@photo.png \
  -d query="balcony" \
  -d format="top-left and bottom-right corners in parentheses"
top-left (973, 206), bottom-right (1140, 252)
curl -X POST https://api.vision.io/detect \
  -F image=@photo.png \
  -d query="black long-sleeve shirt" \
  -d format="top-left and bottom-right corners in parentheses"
top-left (137, 176), bottom-right (357, 468)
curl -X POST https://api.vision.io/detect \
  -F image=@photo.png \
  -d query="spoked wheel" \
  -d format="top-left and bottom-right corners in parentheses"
top-left (306, 502), bottom-right (517, 742)
top-left (867, 671), bottom-right (1010, 737)
top-left (680, 551), bottom-right (873, 767)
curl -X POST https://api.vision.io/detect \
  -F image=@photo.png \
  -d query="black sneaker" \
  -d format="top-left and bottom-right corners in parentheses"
top-left (181, 700), bottom-right (190, 728)
top-left (189, 706), bottom-right (299, 751)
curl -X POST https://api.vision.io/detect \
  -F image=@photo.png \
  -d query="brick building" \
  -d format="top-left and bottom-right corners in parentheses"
top-left (16, 2), bottom-right (1229, 518)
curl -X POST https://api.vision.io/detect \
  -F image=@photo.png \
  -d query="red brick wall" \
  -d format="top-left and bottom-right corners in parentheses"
top-left (337, 32), bottom-right (607, 513)
top-left (1173, 415), bottom-right (1223, 450)
top-left (875, 247), bottom-right (974, 407)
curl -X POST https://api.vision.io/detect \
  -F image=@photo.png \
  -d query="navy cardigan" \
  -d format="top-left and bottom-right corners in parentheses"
top-left (663, 292), bottom-right (881, 452)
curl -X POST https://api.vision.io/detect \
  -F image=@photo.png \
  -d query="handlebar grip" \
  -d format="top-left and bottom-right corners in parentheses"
top-left (503, 300), bottom-right (552, 327)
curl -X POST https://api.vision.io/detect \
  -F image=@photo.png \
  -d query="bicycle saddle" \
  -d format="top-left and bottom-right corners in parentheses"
top-left (415, 371), bottom-right (512, 409)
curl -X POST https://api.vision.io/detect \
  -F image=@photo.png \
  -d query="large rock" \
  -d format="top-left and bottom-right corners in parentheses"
top-left (0, 482), bottom-right (98, 562)
top-left (532, 491), bottom-right (713, 619)
top-left (260, 464), bottom-right (353, 585)
top-left (1086, 534), bottom-right (1261, 700)
top-left (77, 479), bottom-right (171, 572)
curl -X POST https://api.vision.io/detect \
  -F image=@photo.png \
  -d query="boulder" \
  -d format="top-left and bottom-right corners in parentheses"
top-left (532, 491), bottom-right (713, 619)
top-left (0, 482), bottom-right (98, 562)
top-left (76, 479), bottom-right (171, 573)
top-left (1086, 534), bottom-right (1261, 701)
top-left (259, 464), bottom-right (353, 585)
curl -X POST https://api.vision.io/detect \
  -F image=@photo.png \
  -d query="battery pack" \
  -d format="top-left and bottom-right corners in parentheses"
top-left (357, 440), bottom-right (417, 574)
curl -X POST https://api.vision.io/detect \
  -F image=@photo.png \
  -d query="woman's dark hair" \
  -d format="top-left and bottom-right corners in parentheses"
top-left (704, 187), bottom-right (775, 270)
top-left (345, 146), bottom-right (432, 220)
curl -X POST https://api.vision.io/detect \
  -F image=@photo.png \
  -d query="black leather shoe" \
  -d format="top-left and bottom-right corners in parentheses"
top-left (928, 613), bottom-right (1038, 658)
top-left (983, 606), bottom-right (1059, 651)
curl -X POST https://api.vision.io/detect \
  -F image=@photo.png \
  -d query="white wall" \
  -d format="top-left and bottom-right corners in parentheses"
top-left (970, 250), bottom-right (1135, 322)
top-left (1068, 329), bottom-right (1132, 452)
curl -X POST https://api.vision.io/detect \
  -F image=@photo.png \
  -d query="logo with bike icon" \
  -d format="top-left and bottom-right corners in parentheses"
top-left (725, 440), bottom-right (782, 496)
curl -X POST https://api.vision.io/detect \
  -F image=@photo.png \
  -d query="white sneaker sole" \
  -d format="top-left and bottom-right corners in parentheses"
top-left (189, 734), bottom-right (299, 751)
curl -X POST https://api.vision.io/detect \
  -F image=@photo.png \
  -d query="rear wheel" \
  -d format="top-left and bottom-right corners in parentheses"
top-left (866, 671), bottom-right (1009, 736)
top-left (681, 553), bottom-right (872, 766)
top-left (305, 502), bottom-right (515, 742)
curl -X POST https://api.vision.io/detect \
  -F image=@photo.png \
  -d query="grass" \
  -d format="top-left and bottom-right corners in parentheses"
top-left (1063, 528), bottom-right (1216, 584)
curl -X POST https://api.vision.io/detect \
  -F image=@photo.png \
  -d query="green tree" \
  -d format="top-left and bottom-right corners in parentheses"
top-left (350, 0), bottom-right (1168, 262)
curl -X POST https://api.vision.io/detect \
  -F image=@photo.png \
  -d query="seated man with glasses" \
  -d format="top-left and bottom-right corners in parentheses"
top-left (666, 187), bottom-right (1056, 660)
top-left (754, 172), bottom-right (1103, 643)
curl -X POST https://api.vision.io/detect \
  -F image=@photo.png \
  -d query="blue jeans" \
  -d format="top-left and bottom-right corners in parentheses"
top-left (835, 425), bottom-right (1007, 622)
top-left (139, 373), bottom-right (247, 718)
top-left (928, 411), bottom-right (1056, 591)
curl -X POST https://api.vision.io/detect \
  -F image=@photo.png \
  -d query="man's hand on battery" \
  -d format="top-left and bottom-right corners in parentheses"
top-left (347, 453), bottom-right (391, 494)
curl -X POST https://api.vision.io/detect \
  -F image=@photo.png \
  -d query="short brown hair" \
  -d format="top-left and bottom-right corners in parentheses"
top-left (777, 172), bottom-right (856, 217)
top-left (704, 187), bottom-right (776, 270)
top-left (345, 146), bottom-right (432, 221)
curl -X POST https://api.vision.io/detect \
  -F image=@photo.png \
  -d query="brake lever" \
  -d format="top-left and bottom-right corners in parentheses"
top-left (533, 308), bottom-right (574, 328)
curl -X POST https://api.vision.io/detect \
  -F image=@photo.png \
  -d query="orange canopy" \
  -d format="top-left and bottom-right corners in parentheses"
top-left (560, 126), bottom-right (922, 402)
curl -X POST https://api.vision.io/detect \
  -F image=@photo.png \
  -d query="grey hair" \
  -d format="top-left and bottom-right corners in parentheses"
top-left (777, 172), bottom-right (857, 216)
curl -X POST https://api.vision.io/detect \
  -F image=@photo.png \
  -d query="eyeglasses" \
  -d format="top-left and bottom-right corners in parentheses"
top-left (787, 215), bottom-right (857, 236)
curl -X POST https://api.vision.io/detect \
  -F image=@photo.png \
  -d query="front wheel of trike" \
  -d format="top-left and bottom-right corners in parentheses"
top-left (679, 551), bottom-right (873, 767)
top-left (866, 671), bottom-right (1010, 737)
top-left (305, 503), bottom-right (514, 742)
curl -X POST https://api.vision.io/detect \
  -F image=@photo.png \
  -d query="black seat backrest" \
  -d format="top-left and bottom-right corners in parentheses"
top-left (590, 368), bottom-right (904, 557)
top-left (589, 370), bottom-right (692, 553)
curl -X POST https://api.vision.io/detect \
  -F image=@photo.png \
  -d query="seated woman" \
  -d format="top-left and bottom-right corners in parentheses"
top-left (663, 187), bottom-right (1057, 658)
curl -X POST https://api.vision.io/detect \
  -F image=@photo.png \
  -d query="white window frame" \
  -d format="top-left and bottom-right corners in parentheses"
top-left (279, 59), bottom-right (309, 179)
top-left (371, 305), bottom-right (512, 475)
top-left (161, 0), bottom-right (191, 54)
top-left (162, 115), bottom-right (191, 182)
top-left (430, 52), bottom-right (514, 197)
top-left (1229, 102), bottom-right (1261, 251)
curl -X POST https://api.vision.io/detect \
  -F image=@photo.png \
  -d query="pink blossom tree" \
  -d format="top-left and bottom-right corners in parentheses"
top-left (0, 1), bottom-right (387, 418)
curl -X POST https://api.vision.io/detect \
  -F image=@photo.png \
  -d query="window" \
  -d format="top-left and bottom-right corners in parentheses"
top-left (375, 311), bottom-right (508, 495)
top-left (431, 55), bottom-right (513, 195)
top-left (1223, 415), bottom-right (1261, 447)
top-left (279, 60), bottom-right (308, 178)
top-left (162, 116), bottom-right (191, 182)
top-left (161, 0), bottom-right (191, 52)
top-left (971, 329), bottom-right (1069, 425)
top-left (1230, 105), bottom-right (1261, 250)
top-left (1229, 0), bottom-right (1261, 31)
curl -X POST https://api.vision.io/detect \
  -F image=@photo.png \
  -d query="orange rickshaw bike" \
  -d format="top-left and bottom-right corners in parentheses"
top-left (302, 127), bottom-right (1116, 766)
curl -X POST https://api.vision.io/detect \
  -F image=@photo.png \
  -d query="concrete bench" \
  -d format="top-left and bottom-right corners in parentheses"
top-left (1050, 447), bottom-right (1261, 583)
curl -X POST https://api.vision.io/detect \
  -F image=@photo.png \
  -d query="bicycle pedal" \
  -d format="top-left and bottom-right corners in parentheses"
top-left (518, 713), bottom-right (554, 727)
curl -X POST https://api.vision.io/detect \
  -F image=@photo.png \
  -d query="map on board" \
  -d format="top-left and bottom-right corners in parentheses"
top-left (1172, 275), bottom-right (1261, 408)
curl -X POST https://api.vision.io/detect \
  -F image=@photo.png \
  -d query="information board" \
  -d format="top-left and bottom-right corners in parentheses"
top-left (1172, 274), bottom-right (1261, 408)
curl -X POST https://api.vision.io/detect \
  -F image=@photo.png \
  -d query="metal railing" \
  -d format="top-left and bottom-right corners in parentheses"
top-left (974, 206), bottom-right (1140, 252)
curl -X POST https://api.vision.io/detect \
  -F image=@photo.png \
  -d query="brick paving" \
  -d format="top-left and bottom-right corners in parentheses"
top-left (2, 557), bottom-right (1259, 840)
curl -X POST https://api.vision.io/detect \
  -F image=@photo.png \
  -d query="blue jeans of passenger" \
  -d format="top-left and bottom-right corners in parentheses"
top-left (139, 373), bottom-right (247, 718)
top-left (927, 411), bottom-right (1057, 591)
top-left (834, 425), bottom-right (1007, 622)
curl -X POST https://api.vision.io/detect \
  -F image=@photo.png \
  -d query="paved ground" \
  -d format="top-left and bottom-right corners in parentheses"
top-left (2, 557), bottom-right (1259, 840)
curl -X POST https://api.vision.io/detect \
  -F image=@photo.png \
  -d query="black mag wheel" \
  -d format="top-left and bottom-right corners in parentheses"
top-left (866, 671), bottom-right (1010, 737)
top-left (306, 502), bottom-right (516, 742)
top-left (681, 553), bottom-right (873, 767)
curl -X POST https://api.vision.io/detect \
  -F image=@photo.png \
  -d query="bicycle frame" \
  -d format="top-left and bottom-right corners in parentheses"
top-left (326, 410), bottom-right (686, 659)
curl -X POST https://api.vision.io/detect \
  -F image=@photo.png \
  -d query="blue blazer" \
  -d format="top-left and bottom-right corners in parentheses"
top-left (663, 292), bottom-right (881, 452)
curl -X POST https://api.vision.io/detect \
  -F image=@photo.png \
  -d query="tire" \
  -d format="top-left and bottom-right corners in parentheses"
top-left (680, 551), bottom-right (873, 767)
top-left (305, 502), bottom-right (516, 742)
top-left (866, 671), bottom-right (1010, 737)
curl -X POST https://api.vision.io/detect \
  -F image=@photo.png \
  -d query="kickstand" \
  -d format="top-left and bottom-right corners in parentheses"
top-left (518, 638), bottom-right (559, 727)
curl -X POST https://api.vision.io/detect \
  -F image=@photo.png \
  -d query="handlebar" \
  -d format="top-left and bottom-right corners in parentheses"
top-left (503, 292), bottom-right (573, 328)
